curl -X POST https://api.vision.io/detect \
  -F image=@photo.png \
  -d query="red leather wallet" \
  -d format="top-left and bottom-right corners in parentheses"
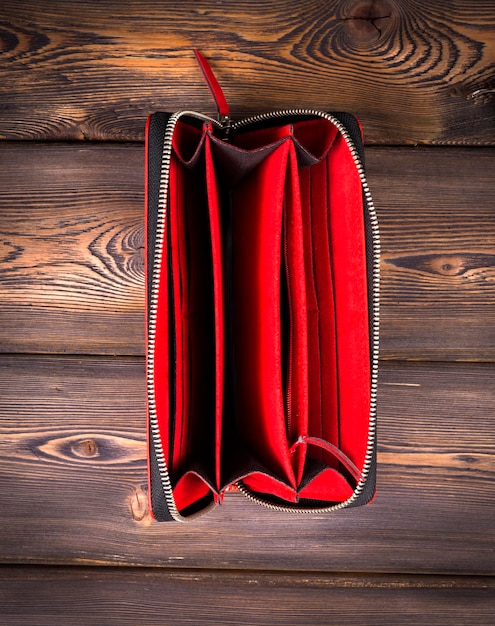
top-left (146, 53), bottom-right (380, 521)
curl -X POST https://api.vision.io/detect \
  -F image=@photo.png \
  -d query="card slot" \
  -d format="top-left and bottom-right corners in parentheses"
top-left (302, 160), bottom-right (341, 469)
top-left (298, 130), bottom-right (369, 474)
top-left (173, 466), bottom-right (217, 516)
top-left (208, 131), bottom-right (289, 186)
top-left (169, 156), bottom-right (187, 470)
top-left (297, 466), bottom-right (355, 503)
top-left (230, 123), bottom-right (292, 151)
top-left (221, 442), bottom-right (298, 502)
top-left (231, 118), bottom-right (338, 168)
top-left (326, 134), bottom-right (371, 470)
top-left (167, 151), bottom-right (217, 486)
top-left (299, 165), bottom-right (322, 451)
top-left (172, 119), bottom-right (207, 167)
top-left (232, 141), bottom-right (296, 488)
top-left (291, 118), bottom-right (339, 164)
top-left (318, 156), bottom-right (341, 462)
top-left (204, 135), bottom-right (225, 491)
top-left (208, 118), bottom-right (338, 187)
top-left (282, 143), bottom-right (309, 484)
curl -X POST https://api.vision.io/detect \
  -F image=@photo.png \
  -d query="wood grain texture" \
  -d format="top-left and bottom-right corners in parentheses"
top-left (0, 0), bottom-right (494, 144)
top-left (0, 567), bottom-right (494, 626)
top-left (373, 146), bottom-right (495, 361)
top-left (1, 143), bottom-right (494, 359)
top-left (1, 0), bottom-right (493, 617)
top-left (0, 356), bottom-right (493, 574)
top-left (0, 143), bottom-right (144, 354)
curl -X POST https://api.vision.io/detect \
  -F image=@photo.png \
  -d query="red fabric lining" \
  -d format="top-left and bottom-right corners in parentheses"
top-left (168, 156), bottom-right (186, 469)
top-left (173, 470), bottom-right (215, 513)
top-left (305, 158), bottom-right (341, 466)
top-left (241, 472), bottom-right (299, 503)
top-left (204, 134), bottom-right (225, 490)
top-left (291, 119), bottom-right (339, 161)
top-left (172, 120), bottom-right (206, 165)
top-left (284, 143), bottom-right (309, 484)
top-left (300, 166), bottom-right (323, 461)
top-left (167, 128), bottom-right (221, 482)
top-left (298, 467), bottom-right (354, 501)
top-left (233, 124), bottom-right (292, 151)
top-left (318, 156), bottom-right (341, 463)
top-left (232, 141), bottom-right (296, 488)
top-left (327, 134), bottom-right (371, 469)
top-left (184, 167), bottom-right (217, 473)
top-left (152, 275), bottom-right (171, 468)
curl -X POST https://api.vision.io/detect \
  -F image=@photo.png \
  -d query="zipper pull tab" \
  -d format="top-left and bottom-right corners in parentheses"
top-left (194, 50), bottom-right (231, 132)
top-left (218, 113), bottom-right (231, 140)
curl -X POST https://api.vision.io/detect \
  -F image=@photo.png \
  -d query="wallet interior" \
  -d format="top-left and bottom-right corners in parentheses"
top-left (149, 114), bottom-right (372, 516)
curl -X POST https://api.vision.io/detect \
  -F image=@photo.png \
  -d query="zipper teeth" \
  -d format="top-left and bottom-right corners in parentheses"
top-left (233, 109), bottom-right (380, 513)
top-left (148, 109), bottom-right (380, 518)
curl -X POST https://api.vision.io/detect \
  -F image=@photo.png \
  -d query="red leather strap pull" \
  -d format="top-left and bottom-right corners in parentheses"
top-left (290, 436), bottom-right (362, 482)
top-left (194, 50), bottom-right (230, 122)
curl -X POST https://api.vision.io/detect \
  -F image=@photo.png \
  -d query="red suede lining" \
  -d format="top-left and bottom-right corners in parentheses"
top-left (301, 160), bottom-right (341, 467)
top-left (168, 123), bottom-right (224, 511)
top-left (168, 156), bottom-right (188, 469)
top-left (284, 142), bottom-right (309, 484)
top-left (172, 120), bottom-right (206, 164)
top-left (241, 472), bottom-right (299, 503)
top-left (173, 471), bottom-right (214, 512)
top-left (232, 141), bottom-right (296, 487)
top-left (327, 134), bottom-right (371, 469)
top-left (292, 119), bottom-right (338, 161)
top-left (204, 134), bottom-right (225, 490)
top-left (298, 467), bottom-right (354, 502)
top-left (233, 124), bottom-right (291, 151)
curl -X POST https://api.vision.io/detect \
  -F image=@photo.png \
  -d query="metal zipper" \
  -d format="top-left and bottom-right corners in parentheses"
top-left (147, 109), bottom-right (380, 519)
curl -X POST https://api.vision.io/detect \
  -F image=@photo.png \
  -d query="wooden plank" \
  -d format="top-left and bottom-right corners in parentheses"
top-left (0, 356), bottom-right (494, 574)
top-left (0, 143), bottom-right (144, 355)
top-left (0, 1), bottom-right (494, 145)
top-left (0, 567), bottom-right (494, 625)
top-left (1, 143), bottom-right (494, 359)
top-left (372, 146), bottom-right (495, 361)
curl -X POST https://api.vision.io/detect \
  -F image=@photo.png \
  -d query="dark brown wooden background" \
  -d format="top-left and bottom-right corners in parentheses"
top-left (0, 1), bottom-right (494, 623)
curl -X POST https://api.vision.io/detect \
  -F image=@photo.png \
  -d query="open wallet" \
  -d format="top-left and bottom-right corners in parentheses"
top-left (145, 51), bottom-right (380, 521)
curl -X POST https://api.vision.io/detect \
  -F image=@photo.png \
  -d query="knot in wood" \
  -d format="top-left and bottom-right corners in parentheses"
top-left (340, 0), bottom-right (393, 48)
top-left (130, 485), bottom-right (150, 523)
top-left (431, 255), bottom-right (466, 277)
top-left (72, 438), bottom-right (99, 458)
